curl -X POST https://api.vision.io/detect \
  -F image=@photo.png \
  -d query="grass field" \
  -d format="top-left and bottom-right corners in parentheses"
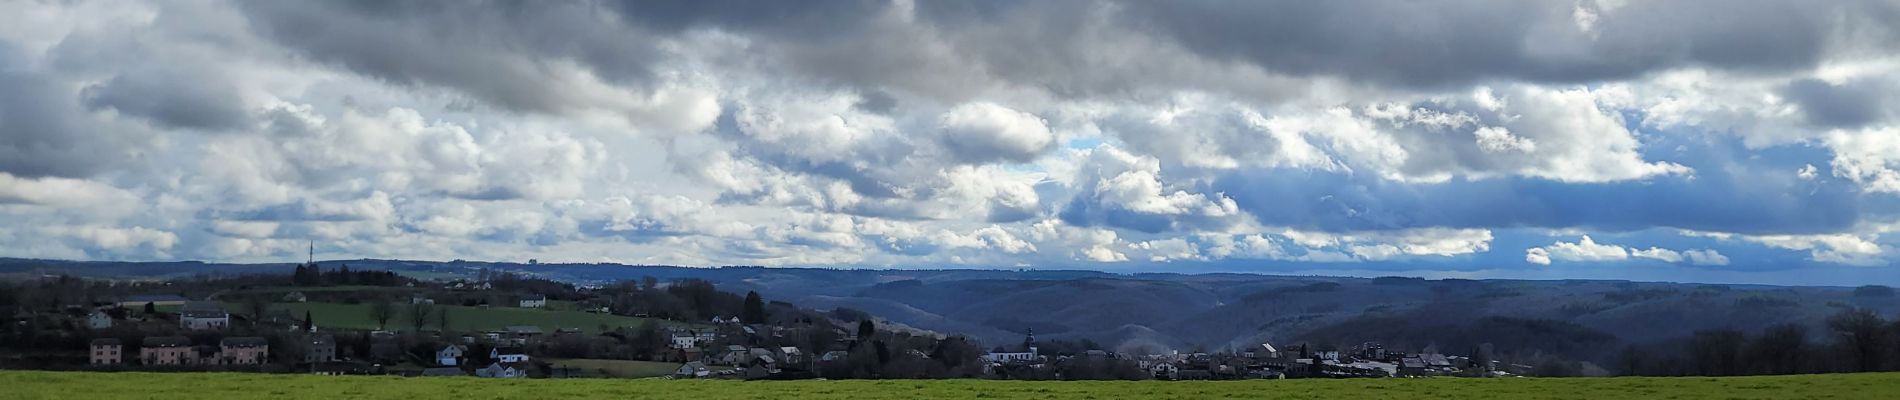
top-left (262, 302), bottom-right (687, 334)
top-left (2, 371), bottom-right (1896, 399)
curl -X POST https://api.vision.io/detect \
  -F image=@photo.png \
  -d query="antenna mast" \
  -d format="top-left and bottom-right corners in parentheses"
top-left (308, 241), bottom-right (314, 265)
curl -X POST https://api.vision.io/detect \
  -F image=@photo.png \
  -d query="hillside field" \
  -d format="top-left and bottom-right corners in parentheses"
top-left (259, 302), bottom-right (688, 334)
top-left (2, 371), bottom-right (1897, 400)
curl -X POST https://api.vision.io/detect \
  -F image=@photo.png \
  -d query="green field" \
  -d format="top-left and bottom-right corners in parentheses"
top-left (263, 302), bottom-right (686, 334)
top-left (2, 371), bottom-right (1897, 399)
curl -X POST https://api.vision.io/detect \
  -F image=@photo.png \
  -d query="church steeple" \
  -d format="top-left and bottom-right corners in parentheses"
top-left (1023, 328), bottom-right (1038, 356)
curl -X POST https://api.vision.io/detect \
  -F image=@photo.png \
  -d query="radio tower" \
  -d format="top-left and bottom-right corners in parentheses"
top-left (307, 241), bottom-right (315, 266)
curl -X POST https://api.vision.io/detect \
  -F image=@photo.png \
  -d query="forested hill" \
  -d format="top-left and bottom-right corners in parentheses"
top-left (7, 257), bottom-right (1900, 370)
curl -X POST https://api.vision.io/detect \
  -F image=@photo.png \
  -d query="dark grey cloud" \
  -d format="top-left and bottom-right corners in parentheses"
top-left (0, 45), bottom-right (127, 178)
top-left (81, 66), bottom-right (251, 131)
top-left (1783, 78), bottom-right (1892, 128)
top-left (1120, 0), bottom-right (1895, 89)
top-left (236, 0), bottom-right (669, 113)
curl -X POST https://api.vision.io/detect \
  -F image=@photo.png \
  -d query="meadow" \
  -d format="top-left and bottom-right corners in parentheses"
top-left (2, 371), bottom-right (1896, 400)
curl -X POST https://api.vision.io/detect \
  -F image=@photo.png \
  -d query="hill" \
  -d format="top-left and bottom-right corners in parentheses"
top-left (3, 371), bottom-right (1897, 399)
top-left (9, 257), bottom-right (1900, 366)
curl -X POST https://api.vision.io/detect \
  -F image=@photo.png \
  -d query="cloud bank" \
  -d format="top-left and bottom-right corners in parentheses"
top-left (2, 0), bottom-right (1898, 283)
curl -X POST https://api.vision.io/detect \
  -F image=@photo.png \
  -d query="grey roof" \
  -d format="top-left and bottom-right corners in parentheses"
top-left (91, 338), bottom-right (122, 346)
top-left (142, 336), bottom-right (191, 347)
top-left (521, 294), bottom-right (546, 301)
top-left (505, 325), bottom-right (544, 334)
top-left (222, 337), bottom-right (268, 347)
top-left (180, 301), bottom-right (227, 318)
top-left (124, 294), bottom-right (188, 303)
top-left (493, 346), bottom-right (526, 356)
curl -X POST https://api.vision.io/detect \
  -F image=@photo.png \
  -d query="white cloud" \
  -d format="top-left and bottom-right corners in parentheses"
top-left (937, 102), bottom-right (1056, 164)
top-left (1631, 247), bottom-right (1683, 263)
top-left (1683, 249), bottom-right (1730, 266)
top-left (1826, 127), bottom-right (1900, 193)
top-left (1526, 235), bottom-right (1629, 264)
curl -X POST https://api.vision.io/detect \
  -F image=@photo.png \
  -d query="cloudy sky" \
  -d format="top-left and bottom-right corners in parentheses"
top-left (4, 0), bottom-right (1900, 285)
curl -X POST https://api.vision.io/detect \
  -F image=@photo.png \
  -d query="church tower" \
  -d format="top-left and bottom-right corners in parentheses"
top-left (1023, 328), bottom-right (1038, 357)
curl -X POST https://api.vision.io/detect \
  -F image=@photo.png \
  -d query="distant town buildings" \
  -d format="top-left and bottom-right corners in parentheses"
top-left (178, 301), bottom-right (229, 330)
top-left (90, 338), bottom-right (122, 366)
top-left (518, 294), bottom-right (546, 309)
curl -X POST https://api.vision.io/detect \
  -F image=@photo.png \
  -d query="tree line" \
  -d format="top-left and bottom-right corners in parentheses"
top-left (1618, 308), bottom-right (1900, 376)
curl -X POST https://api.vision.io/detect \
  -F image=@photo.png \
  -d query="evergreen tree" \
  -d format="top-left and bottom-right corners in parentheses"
top-left (303, 311), bottom-right (314, 332)
top-left (857, 319), bottom-right (876, 341)
top-left (742, 291), bottom-right (766, 324)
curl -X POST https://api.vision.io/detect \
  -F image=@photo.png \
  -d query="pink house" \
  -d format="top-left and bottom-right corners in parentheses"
top-left (90, 338), bottom-right (123, 366)
top-left (219, 337), bottom-right (269, 365)
top-left (141, 336), bottom-right (193, 366)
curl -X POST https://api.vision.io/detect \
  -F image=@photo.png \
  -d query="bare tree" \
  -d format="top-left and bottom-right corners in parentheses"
top-left (1827, 309), bottom-right (1888, 372)
top-left (437, 307), bottom-right (451, 332)
top-left (409, 303), bottom-right (436, 332)
top-left (369, 297), bottom-right (395, 331)
top-left (244, 295), bottom-right (271, 326)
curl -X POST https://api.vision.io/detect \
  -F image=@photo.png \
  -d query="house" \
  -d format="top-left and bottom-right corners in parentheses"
top-left (476, 362), bottom-right (529, 378)
top-left (819, 351), bottom-right (849, 363)
top-left (90, 338), bottom-right (123, 366)
top-left (141, 336), bottom-right (194, 366)
top-left (87, 311), bottom-right (112, 329)
top-left (674, 361), bottom-right (711, 378)
top-left (777, 346), bottom-right (804, 365)
top-left (282, 292), bottom-right (307, 303)
top-left (492, 347), bottom-right (529, 363)
top-left (179, 301), bottom-right (229, 330)
top-left (219, 337), bottom-right (270, 365)
top-left (1150, 362), bottom-right (1180, 380)
top-left (306, 335), bottom-right (337, 363)
top-left (669, 332), bottom-right (698, 349)
top-left (119, 294), bottom-right (188, 308)
top-left (420, 367), bottom-right (465, 377)
top-left (518, 294), bottom-right (546, 309)
top-left (719, 345), bottom-right (750, 365)
top-left (710, 316), bottom-right (736, 325)
top-left (437, 345), bottom-right (467, 366)
top-left (504, 325), bottom-right (544, 337)
top-left (411, 293), bottom-right (434, 305)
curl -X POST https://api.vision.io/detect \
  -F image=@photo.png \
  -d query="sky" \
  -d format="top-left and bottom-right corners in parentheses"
top-left (3, 0), bottom-right (1900, 286)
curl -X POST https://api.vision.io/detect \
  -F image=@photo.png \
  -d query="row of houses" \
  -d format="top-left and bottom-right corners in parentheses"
top-left (90, 336), bottom-right (270, 367)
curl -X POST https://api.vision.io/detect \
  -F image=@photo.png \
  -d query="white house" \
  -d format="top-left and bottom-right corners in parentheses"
top-left (492, 347), bottom-right (529, 363)
top-left (518, 295), bottom-right (546, 309)
top-left (437, 345), bottom-right (467, 366)
top-left (674, 361), bottom-right (711, 378)
top-left (411, 293), bottom-right (434, 305)
top-left (669, 333), bottom-right (699, 350)
top-left (87, 311), bottom-right (112, 329)
top-left (476, 362), bottom-right (526, 378)
top-left (179, 301), bottom-right (229, 330)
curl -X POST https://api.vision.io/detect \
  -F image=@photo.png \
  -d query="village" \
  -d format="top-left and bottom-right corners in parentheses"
top-left (6, 260), bottom-right (1520, 382)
